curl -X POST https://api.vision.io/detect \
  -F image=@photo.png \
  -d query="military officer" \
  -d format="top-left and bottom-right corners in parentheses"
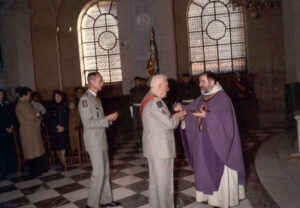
top-left (141, 74), bottom-right (186, 208)
top-left (129, 77), bottom-right (148, 145)
top-left (79, 72), bottom-right (120, 208)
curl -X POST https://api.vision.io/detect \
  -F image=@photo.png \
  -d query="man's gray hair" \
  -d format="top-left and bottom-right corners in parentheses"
top-left (150, 74), bottom-right (168, 88)
top-left (87, 72), bottom-right (100, 84)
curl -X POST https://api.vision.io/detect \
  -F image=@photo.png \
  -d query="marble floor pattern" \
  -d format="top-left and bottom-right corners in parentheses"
top-left (0, 127), bottom-right (285, 208)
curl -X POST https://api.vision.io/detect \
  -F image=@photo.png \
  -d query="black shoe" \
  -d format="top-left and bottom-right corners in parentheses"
top-left (55, 163), bottom-right (64, 171)
top-left (100, 201), bottom-right (121, 207)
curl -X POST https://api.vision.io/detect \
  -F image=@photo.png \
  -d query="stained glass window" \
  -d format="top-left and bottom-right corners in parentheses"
top-left (188, 0), bottom-right (246, 75)
top-left (78, 1), bottom-right (122, 85)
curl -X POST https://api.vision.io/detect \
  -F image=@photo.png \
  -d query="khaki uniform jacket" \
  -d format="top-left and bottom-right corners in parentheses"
top-left (78, 90), bottom-right (109, 152)
top-left (142, 91), bottom-right (179, 159)
top-left (15, 100), bottom-right (45, 160)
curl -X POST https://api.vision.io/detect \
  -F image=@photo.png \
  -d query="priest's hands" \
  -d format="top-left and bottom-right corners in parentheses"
top-left (192, 110), bottom-right (206, 118)
top-left (191, 104), bottom-right (207, 118)
top-left (173, 111), bottom-right (187, 120)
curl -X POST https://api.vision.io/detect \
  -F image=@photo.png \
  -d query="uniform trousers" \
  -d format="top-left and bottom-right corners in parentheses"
top-left (87, 150), bottom-right (112, 208)
top-left (133, 106), bottom-right (143, 143)
top-left (147, 158), bottom-right (174, 208)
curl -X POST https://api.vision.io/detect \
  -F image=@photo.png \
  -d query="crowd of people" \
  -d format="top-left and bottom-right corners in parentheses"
top-left (0, 86), bottom-right (84, 178)
top-left (0, 71), bottom-right (252, 208)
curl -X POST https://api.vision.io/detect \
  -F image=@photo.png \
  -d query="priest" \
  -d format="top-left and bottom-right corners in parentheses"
top-left (176, 72), bottom-right (246, 208)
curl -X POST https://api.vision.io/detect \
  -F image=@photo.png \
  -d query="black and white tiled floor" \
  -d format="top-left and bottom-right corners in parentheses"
top-left (0, 127), bottom-right (285, 208)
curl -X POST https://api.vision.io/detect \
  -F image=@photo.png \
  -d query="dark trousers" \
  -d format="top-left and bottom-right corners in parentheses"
top-left (133, 106), bottom-right (143, 143)
top-left (0, 133), bottom-right (17, 176)
top-left (27, 156), bottom-right (43, 177)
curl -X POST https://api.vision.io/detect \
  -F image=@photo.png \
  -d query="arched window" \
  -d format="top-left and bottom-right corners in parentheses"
top-left (78, 1), bottom-right (122, 85)
top-left (187, 0), bottom-right (246, 75)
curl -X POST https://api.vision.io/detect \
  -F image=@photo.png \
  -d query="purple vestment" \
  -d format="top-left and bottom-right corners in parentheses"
top-left (180, 90), bottom-right (246, 194)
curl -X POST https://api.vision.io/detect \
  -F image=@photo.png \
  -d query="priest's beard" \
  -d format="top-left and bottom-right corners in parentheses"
top-left (201, 85), bottom-right (213, 94)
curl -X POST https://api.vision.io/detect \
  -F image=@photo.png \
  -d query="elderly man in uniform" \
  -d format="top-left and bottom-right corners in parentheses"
top-left (79, 72), bottom-right (120, 208)
top-left (141, 74), bottom-right (186, 208)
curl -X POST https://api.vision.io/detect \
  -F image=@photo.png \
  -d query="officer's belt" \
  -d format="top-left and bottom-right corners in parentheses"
top-left (133, 103), bottom-right (141, 107)
top-left (181, 99), bottom-right (195, 104)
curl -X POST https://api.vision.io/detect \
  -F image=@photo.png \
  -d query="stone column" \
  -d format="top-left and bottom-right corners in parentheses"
top-left (156, 0), bottom-right (177, 80)
top-left (121, 0), bottom-right (178, 94)
top-left (282, 0), bottom-right (300, 83)
top-left (0, 0), bottom-right (36, 96)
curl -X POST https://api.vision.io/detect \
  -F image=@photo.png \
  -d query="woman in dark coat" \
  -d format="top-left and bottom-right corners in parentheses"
top-left (47, 90), bottom-right (69, 167)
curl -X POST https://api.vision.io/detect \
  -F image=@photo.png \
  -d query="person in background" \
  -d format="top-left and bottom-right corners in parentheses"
top-left (231, 71), bottom-right (252, 99)
top-left (12, 87), bottom-right (22, 129)
top-left (47, 90), bottom-right (69, 169)
top-left (129, 77), bottom-right (145, 145)
top-left (15, 87), bottom-right (45, 177)
top-left (31, 92), bottom-right (46, 116)
top-left (140, 77), bottom-right (149, 92)
top-left (0, 89), bottom-right (16, 177)
top-left (231, 71), bottom-right (255, 134)
top-left (74, 87), bottom-right (83, 107)
top-left (177, 73), bottom-right (200, 105)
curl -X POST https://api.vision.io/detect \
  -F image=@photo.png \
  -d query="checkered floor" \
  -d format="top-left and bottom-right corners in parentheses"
top-left (0, 127), bottom-right (285, 208)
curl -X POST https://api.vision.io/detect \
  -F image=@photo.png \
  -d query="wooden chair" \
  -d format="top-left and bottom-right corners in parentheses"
top-left (42, 126), bottom-right (55, 169)
top-left (13, 127), bottom-right (55, 176)
top-left (12, 131), bottom-right (26, 176)
top-left (63, 125), bottom-right (89, 170)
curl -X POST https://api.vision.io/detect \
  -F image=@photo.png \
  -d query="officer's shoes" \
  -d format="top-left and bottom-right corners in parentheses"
top-left (100, 201), bottom-right (121, 207)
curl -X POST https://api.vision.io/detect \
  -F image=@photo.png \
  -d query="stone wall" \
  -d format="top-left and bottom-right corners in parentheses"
top-left (246, 7), bottom-right (286, 127)
top-left (28, 0), bottom-right (178, 99)
top-left (282, 0), bottom-right (300, 83)
top-left (0, 0), bottom-right (36, 98)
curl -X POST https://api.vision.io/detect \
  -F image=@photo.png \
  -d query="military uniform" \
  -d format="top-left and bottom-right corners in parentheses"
top-left (129, 86), bottom-right (148, 143)
top-left (141, 90), bottom-right (180, 208)
top-left (78, 90), bottom-right (113, 208)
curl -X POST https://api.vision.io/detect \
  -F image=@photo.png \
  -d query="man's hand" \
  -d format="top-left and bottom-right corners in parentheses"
top-left (6, 125), bottom-right (14, 134)
top-left (107, 112), bottom-right (118, 121)
top-left (69, 102), bottom-right (75, 110)
top-left (173, 111), bottom-right (187, 120)
top-left (173, 103), bottom-right (183, 112)
top-left (57, 126), bottom-right (64, 133)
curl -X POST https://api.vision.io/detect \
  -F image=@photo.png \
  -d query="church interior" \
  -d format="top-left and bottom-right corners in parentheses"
top-left (0, 0), bottom-right (300, 207)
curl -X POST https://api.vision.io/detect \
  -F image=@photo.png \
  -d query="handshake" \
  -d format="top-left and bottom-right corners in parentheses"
top-left (172, 104), bottom-right (186, 120)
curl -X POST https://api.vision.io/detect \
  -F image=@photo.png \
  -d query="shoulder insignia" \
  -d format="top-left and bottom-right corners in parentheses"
top-left (82, 100), bottom-right (88, 107)
top-left (161, 109), bottom-right (166, 115)
top-left (156, 101), bottom-right (163, 109)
